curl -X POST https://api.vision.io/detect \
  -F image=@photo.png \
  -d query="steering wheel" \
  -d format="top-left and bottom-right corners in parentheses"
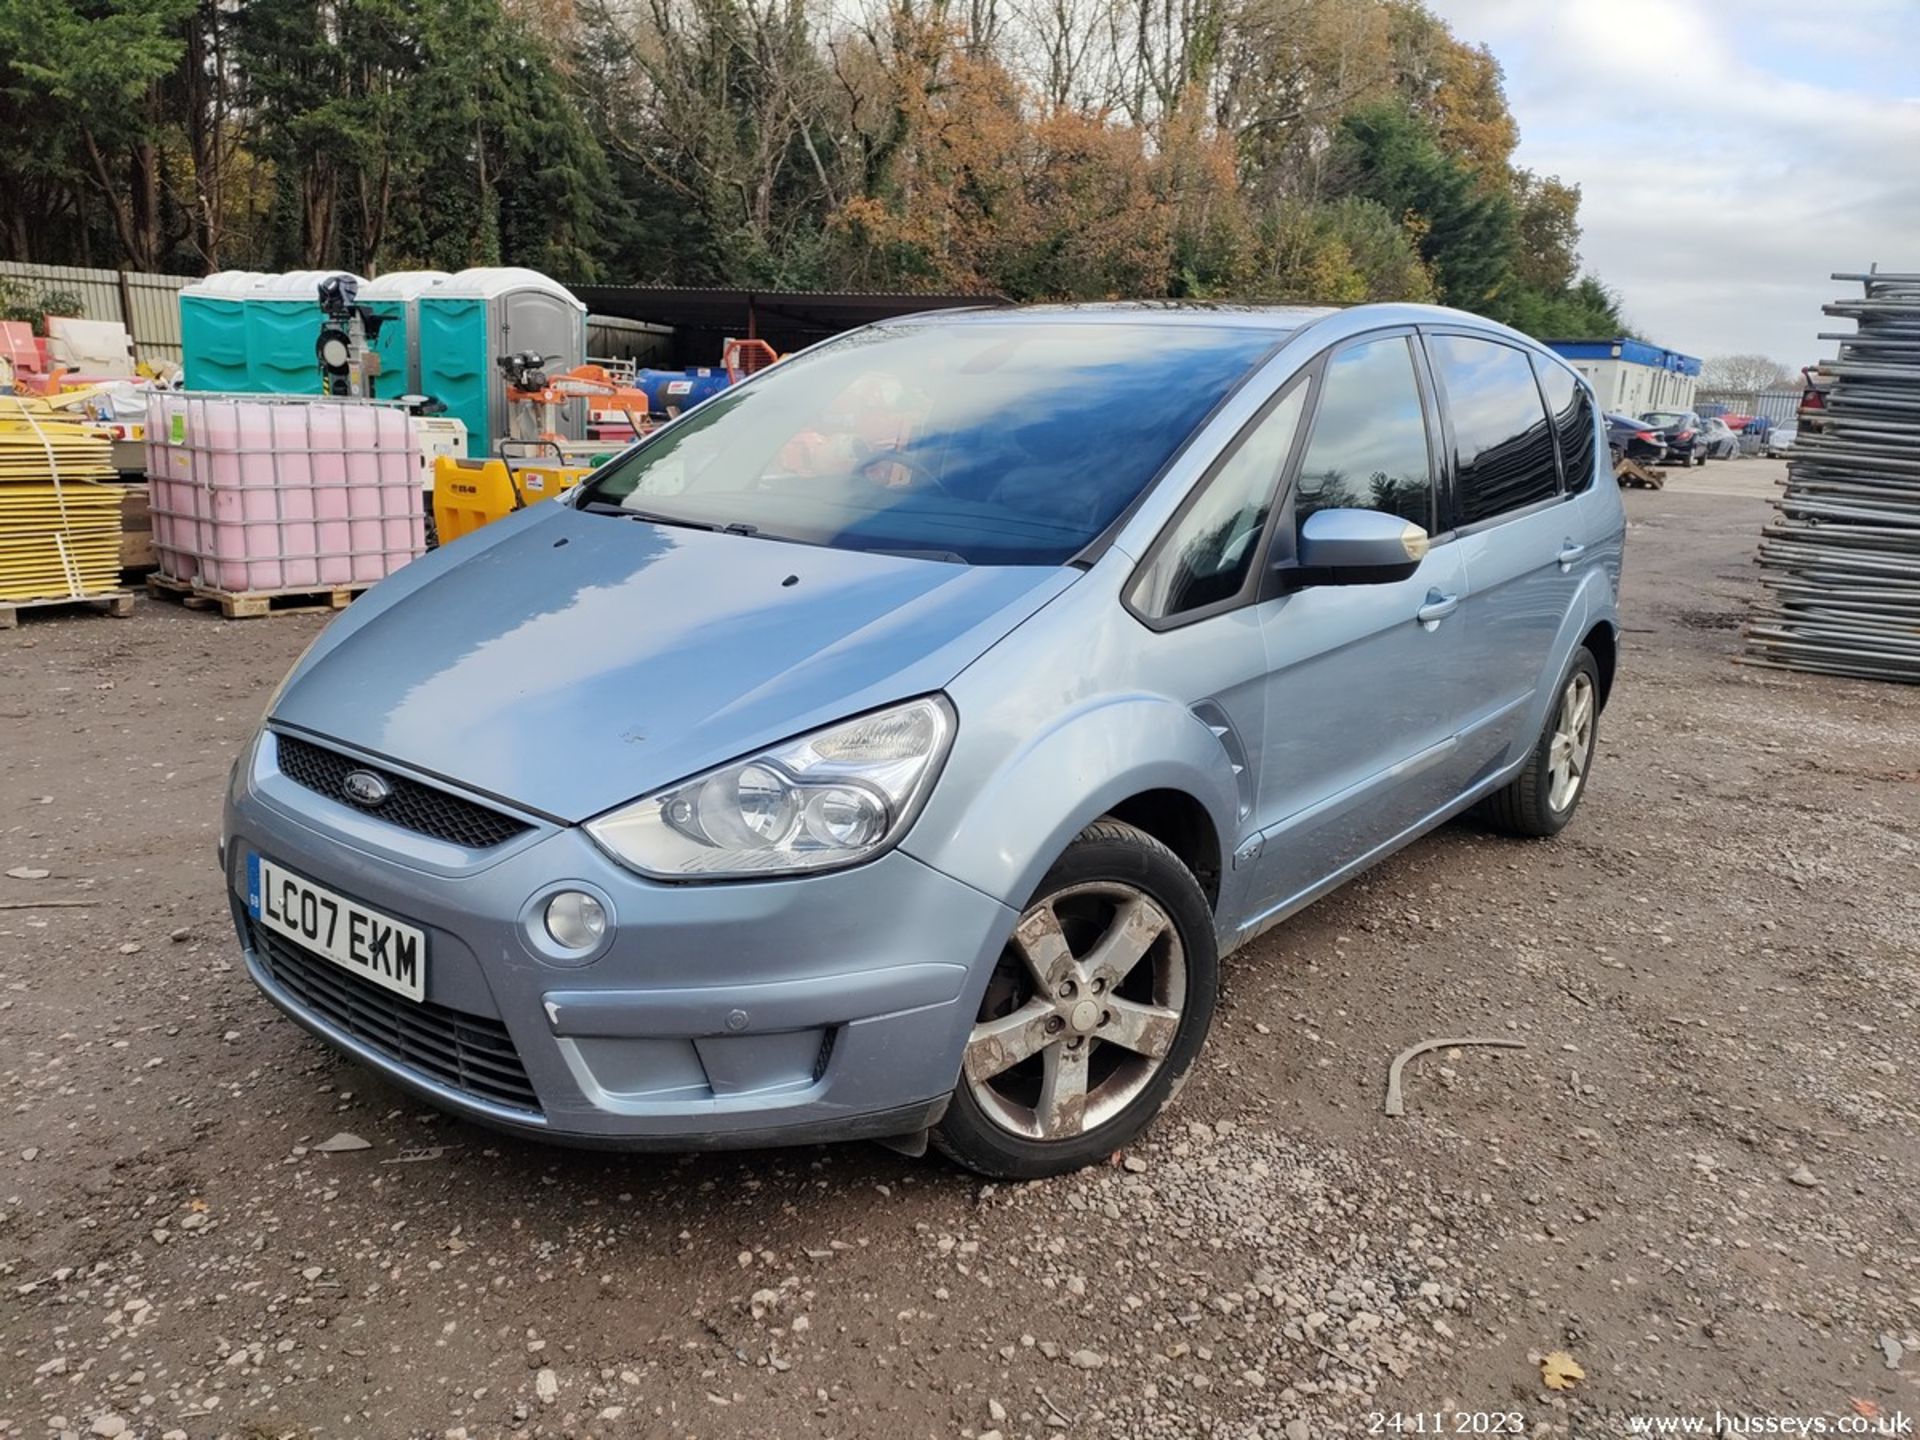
top-left (856, 448), bottom-right (952, 497)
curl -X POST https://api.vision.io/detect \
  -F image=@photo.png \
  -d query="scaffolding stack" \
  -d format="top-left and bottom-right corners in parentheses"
top-left (1744, 268), bottom-right (1920, 683)
top-left (0, 394), bottom-right (127, 619)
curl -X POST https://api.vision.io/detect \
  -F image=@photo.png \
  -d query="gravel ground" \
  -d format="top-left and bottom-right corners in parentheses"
top-left (3, 457), bottom-right (1917, 1440)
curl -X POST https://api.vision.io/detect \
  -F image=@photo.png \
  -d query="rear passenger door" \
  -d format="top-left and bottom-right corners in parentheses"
top-left (1422, 330), bottom-right (1582, 773)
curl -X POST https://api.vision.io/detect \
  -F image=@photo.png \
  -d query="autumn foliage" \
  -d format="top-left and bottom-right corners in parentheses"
top-left (0, 0), bottom-right (1626, 335)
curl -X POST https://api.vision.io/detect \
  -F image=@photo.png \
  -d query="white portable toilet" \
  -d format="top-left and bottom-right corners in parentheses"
top-left (416, 267), bottom-right (588, 457)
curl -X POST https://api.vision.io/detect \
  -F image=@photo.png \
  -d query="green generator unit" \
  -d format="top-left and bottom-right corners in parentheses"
top-left (417, 268), bottom-right (587, 459)
top-left (356, 270), bottom-right (452, 401)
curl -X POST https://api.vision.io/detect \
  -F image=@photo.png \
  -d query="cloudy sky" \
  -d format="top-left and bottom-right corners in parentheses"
top-left (1424, 0), bottom-right (1920, 370)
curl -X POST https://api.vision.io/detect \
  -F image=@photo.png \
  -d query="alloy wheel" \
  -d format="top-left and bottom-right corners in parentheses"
top-left (1547, 671), bottom-right (1596, 812)
top-left (963, 881), bottom-right (1185, 1141)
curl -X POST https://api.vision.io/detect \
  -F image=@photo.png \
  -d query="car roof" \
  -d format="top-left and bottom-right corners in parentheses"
top-left (874, 301), bottom-right (1339, 334)
top-left (873, 300), bottom-right (1565, 356)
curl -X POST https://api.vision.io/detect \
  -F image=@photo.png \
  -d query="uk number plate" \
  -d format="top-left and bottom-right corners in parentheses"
top-left (248, 854), bottom-right (427, 1003)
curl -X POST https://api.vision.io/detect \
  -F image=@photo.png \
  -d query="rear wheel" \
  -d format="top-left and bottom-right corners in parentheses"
top-left (1474, 648), bottom-right (1601, 838)
top-left (932, 820), bottom-right (1217, 1179)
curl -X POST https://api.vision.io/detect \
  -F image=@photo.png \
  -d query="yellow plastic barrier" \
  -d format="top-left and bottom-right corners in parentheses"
top-left (432, 455), bottom-right (590, 544)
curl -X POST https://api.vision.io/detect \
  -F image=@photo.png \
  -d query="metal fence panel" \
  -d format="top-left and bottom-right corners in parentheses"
top-left (0, 261), bottom-right (190, 368)
top-left (1695, 386), bottom-right (1802, 426)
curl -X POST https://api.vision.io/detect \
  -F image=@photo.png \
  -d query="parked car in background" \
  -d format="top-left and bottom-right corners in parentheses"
top-left (223, 303), bottom-right (1625, 1179)
top-left (1699, 416), bottom-right (1740, 460)
top-left (1605, 412), bottom-right (1667, 466)
top-left (1641, 410), bottom-right (1708, 466)
top-left (1799, 366), bottom-right (1828, 435)
top-left (1765, 424), bottom-right (1798, 457)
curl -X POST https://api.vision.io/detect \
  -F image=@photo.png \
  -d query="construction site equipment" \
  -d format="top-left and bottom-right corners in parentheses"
top-left (628, 338), bottom-right (782, 429)
top-left (0, 393), bottom-right (126, 607)
top-left (410, 414), bottom-right (469, 492)
top-left (1744, 267), bottom-right (1920, 683)
top-left (315, 274), bottom-right (390, 398)
top-left (499, 355), bottom-right (651, 449)
top-left (417, 268), bottom-right (586, 459)
top-left (431, 336), bottom-right (784, 541)
top-left (245, 270), bottom-right (364, 394)
top-left (431, 453), bottom-right (590, 545)
top-left (146, 392), bottom-right (424, 600)
top-left (723, 338), bottom-right (779, 380)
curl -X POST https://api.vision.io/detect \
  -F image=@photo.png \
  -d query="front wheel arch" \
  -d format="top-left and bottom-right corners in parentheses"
top-left (902, 693), bottom-right (1243, 931)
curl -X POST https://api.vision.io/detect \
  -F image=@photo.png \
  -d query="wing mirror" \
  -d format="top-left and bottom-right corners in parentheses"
top-left (1274, 508), bottom-right (1429, 590)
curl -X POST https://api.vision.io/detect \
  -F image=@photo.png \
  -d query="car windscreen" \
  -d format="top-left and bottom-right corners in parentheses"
top-left (1642, 411), bottom-right (1688, 426)
top-left (575, 320), bottom-right (1283, 566)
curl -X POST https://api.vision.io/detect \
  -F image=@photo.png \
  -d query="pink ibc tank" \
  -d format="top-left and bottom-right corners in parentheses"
top-left (145, 395), bottom-right (424, 593)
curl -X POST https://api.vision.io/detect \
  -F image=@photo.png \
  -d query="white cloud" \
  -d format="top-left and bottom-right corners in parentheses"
top-left (1426, 0), bottom-right (1920, 365)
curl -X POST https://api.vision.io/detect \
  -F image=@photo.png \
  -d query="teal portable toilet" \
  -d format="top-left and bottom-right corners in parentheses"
top-left (417, 268), bottom-right (586, 458)
top-left (243, 270), bottom-right (362, 394)
top-left (357, 270), bottom-right (451, 400)
top-left (178, 271), bottom-right (264, 390)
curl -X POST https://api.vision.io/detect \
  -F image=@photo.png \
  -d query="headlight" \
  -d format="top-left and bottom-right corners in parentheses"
top-left (586, 697), bottom-right (955, 879)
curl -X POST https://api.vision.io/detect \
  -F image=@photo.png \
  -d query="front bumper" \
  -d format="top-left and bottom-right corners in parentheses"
top-left (222, 728), bottom-right (1015, 1147)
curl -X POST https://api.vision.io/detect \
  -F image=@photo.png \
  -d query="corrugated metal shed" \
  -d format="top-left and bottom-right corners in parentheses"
top-left (569, 284), bottom-right (1005, 363)
top-left (0, 262), bottom-right (189, 368)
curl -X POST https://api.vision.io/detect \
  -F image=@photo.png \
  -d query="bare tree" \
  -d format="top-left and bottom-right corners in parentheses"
top-left (580, 0), bottom-right (840, 256)
top-left (1701, 353), bottom-right (1796, 391)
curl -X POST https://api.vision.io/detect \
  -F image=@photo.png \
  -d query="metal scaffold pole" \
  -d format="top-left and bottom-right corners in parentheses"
top-left (1742, 266), bottom-right (1920, 683)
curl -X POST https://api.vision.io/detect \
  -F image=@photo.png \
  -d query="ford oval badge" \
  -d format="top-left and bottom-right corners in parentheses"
top-left (342, 769), bottom-right (392, 808)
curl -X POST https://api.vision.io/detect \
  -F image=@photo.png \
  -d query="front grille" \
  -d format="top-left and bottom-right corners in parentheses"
top-left (251, 921), bottom-right (542, 1115)
top-left (275, 735), bottom-right (532, 849)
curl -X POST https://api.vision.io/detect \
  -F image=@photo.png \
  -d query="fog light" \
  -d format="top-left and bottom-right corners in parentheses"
top-left (545, 891), bottom-right (607, 950)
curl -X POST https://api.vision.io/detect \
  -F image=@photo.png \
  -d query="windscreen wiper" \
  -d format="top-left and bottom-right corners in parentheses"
top-left (870, 548), bottom-right (970, 565)
top-left (579, 500), bottom-right (719, 531)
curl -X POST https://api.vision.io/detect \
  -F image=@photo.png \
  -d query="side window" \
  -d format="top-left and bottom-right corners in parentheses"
top-left (1129, 381), bottom-right (1310, 619)
top-left (1292, 337), bottom-right (1434, 533)
top-left (1428, 334), bottom-right (1559, 524)
top-left (1534, 358), bottom-right (1596, 493)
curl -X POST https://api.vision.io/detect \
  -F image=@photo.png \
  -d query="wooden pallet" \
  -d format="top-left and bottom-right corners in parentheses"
top-left (0, 590), bottom-right (134, 630)
top-left (145, 572), bottom-right (366, 620)
top-left (1614, 456), bottom-right (1667, 490)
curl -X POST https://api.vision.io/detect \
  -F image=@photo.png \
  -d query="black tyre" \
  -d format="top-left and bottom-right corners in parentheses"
top-left (1473, 648), bottom-right (1601, 838)
top-left (932, 820), bottom-right (1218, 1179)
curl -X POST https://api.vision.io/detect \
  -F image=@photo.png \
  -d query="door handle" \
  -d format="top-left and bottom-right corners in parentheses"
top-left (1558, 540), bottom-right (1587, 570)
top-left (1415, 590), bottom-right (1460, 628)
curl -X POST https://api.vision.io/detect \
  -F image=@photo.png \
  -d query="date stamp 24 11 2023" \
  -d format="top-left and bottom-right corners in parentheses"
top-left (1368, 1415), bottom-right (1526, 1436)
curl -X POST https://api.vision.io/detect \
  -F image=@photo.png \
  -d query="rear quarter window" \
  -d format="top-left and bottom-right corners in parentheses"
top-left (1534, 359), bottom-right (1596, 493)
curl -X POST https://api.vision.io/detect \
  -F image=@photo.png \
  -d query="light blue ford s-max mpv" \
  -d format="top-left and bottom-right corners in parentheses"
top-left (222, 303), bottom-right (1624, 1178)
